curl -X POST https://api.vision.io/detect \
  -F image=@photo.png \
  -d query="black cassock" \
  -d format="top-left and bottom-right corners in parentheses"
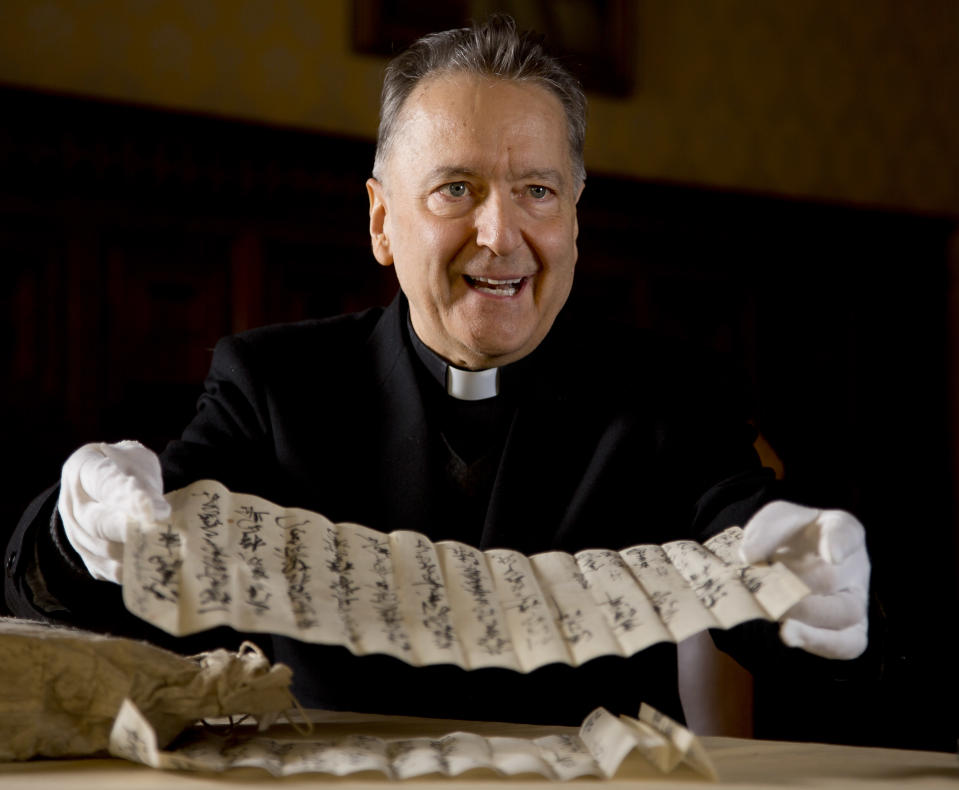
top-left (6, 293), bottom-right (781, 724)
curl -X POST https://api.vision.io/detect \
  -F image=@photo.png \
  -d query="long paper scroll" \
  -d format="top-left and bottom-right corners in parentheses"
top-left (123, 480), bottom-right (808, 672)
top-left (109, 700), bottom-right (718, 780)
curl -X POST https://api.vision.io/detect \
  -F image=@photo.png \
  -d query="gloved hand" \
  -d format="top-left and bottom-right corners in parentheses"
top-left (58, 440), bottom-right (171, 584)
top-left (740, 501), bottom-right (870, 660)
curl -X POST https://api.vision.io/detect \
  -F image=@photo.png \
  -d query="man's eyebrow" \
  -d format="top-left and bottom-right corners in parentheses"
top-left (423, 166), bottom-right (567, 187)
top-left (516, 168), bottom-right (566, 186)
top-left (423, 165), bottom-right (481, 183)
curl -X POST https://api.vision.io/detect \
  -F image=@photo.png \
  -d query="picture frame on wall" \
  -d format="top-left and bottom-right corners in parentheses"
top-left (352, 0), bottom-right (636, 97)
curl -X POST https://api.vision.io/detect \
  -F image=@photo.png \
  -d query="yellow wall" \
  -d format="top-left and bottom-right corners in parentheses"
top-left (0, 0), bottom-right (956, 216)
top-left (597, 0), bottom-right (959, 216)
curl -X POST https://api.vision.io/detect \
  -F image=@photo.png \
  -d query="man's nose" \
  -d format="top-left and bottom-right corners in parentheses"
top-left (474, 191), bottom-right (522, 256)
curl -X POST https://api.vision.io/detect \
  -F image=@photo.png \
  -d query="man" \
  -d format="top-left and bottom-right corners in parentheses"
top-left (4, 16), bottom-right (868, 725)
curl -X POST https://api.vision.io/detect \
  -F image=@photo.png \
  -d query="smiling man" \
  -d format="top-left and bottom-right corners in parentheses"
top-left (367, 70), bottom-right (582, 369)
top-left (6, 16), bottom-right (871, 728)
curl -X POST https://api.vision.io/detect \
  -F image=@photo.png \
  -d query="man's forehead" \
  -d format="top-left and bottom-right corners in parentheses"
top-left (388, 73), bottom-right (572, 181)
top-left (402, 72), bottom-right (564, 127)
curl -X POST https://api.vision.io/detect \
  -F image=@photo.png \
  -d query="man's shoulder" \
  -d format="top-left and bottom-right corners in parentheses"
top-left (556, 310), bottom-right (716, 378)
top-left (199, 305), bottom-right (394, 391)
top-left (225, 305), bottom-right (386, 356)
top-left (554, 310), bottom-right (751, 412)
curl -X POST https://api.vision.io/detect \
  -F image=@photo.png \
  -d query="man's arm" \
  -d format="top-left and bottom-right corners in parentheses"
top-left (3, 332), bottom-right (285, 652)
top-left (639, 337), bottom-right (876, 666)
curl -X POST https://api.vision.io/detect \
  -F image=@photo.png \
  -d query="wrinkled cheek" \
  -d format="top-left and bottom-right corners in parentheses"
top-left (548, 256), bottom-right (577, 304)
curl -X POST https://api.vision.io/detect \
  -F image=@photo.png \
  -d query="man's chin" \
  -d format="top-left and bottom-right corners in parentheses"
top-left (456, 329), bottom-right (542, 369)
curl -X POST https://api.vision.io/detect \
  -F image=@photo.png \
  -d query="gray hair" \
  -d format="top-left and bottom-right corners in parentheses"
top-left (372, 14), bottom-right (587, 185)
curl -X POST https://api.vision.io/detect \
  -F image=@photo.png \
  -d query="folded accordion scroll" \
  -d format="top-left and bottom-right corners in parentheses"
top-left (123, 480), bottom-right (809, 672)
top-left (111, 699), bottom-right (718, 780)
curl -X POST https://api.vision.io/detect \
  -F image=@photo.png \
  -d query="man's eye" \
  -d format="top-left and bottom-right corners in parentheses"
top-left (443, 182), bottom-right (469, 198)
top-left (528, 185), bottom-right (551, 199)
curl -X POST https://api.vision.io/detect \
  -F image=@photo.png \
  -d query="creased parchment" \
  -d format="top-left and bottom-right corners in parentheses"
top-left (123, 480), bottom-right (809, 672)
top-left (108, 700), bottom-right (717, 781)
top-left (0, 618), bottom-right (292, 761)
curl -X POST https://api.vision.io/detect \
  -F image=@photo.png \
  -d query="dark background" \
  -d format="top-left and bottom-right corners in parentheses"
top-left (1, 79), bottom-right (956, 751)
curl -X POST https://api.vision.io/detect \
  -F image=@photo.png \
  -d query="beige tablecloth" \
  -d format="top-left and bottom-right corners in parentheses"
top-left (0, 710), bottom-right (955, 788)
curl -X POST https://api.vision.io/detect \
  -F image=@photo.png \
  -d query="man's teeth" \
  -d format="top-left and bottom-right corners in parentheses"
top-left (473, 276), bottom-right (522, 285)
top-left (466, 275), bottom-right (524, 295)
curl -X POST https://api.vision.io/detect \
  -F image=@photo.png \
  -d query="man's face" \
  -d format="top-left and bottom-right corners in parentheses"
top-left (367, 72), bottom-right (583, 369)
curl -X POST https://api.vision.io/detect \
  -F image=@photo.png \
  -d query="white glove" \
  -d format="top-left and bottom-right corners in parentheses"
top-left (740, 500), bottom-right (870, 660)
top-left (58, 440), bottom-right (171, 584)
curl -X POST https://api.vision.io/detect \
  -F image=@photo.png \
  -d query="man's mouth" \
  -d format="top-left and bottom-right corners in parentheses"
top-left (464, 275), bottom-right (527, 297)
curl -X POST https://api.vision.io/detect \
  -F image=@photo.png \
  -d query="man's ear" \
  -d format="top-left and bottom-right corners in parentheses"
top-left (366, 178), bottom-right (393, 267)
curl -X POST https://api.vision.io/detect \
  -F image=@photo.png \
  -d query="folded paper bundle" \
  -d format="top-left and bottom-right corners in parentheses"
top-left (123, 479), bottom-right (809, 672)
top-left (0, 617), bottom-right (293, 761)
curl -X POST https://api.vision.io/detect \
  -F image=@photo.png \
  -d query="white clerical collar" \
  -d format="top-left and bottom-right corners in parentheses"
top-left (446, 365), bottom-right (500, 401)
top-left (407, 314), bottom-right (501, 401)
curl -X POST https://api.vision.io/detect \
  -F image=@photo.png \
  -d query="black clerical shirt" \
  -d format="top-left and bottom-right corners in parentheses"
top-left (406, 316), bottom-right (515, 546)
